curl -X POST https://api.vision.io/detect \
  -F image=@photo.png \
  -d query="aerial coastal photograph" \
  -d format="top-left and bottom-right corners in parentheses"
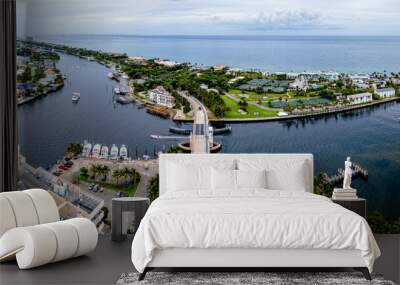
top-left (1, 0), bottom-right (399, 283)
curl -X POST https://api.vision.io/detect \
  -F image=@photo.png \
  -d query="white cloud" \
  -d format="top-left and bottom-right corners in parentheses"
top-left (17, 0), bottom-right (400, 36)
top-left (209, 10), bottom-right (331, 31)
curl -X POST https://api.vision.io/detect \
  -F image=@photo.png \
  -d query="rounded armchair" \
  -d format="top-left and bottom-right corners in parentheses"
top-left (0, 189), bottom-right (98, 269)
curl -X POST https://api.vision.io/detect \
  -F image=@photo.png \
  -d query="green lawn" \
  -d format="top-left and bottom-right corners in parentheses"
top-left (229, 89), bottom-right (288, 101)
top-left (80, 175), bottom-right (139, 197)
top-left (222, 95), bottom-right (278, 118)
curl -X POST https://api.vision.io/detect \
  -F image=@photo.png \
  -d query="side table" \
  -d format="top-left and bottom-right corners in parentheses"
top-left (332, 198), bottom-right (366, 219)
top-left (112, 197), bottom-right (150, 242)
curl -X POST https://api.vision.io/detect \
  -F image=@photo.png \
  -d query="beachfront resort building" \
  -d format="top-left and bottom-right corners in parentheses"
top-left (375, 87), bottom-right (396, 98)
top-left (148, 86), bottom-right (175, 108)
top-left (128, 56), bottom-right (147, 65)
top-left (347, 92), bottom-right (373, 105)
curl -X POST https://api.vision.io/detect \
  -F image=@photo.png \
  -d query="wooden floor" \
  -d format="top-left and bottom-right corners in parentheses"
top-left (0, 235), bottom-right (134, 285)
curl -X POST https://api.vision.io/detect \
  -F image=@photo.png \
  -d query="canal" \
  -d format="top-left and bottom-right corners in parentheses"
top-left (18, 53), bottom-right (400, 218)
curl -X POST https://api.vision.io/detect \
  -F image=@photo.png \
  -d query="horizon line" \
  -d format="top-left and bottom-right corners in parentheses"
top-left (22, 33), bottom-right (400, 38)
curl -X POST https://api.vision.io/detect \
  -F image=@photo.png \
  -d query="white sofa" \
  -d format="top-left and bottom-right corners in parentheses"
top-left (0, 189), bottom-right (98, 269)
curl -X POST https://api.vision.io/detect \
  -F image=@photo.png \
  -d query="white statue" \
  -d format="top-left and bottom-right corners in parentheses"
top-left (342, 157), bottom-right (353, 189)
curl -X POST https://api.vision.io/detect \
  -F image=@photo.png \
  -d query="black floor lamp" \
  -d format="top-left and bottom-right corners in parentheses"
top-left (0, 0), bottom-right (17, 192)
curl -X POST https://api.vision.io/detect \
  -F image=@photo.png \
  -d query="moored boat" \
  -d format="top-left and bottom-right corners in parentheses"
top-left (92, 144), bottom-right (101, 158)
top-left (115, 95), bottom-right (133, 104)
top-left (100, 145), bottom-right (109, 159)
top-left (119, 86), bottom-right (129, 95)
top-left (82, 141), bottom-right (92, 157)
top-left (108, 71), bottom-right (120, 82)
top-left (119, 144), bottom-right (128, 160)
top-left (110, 144), bottom-right (119, 160)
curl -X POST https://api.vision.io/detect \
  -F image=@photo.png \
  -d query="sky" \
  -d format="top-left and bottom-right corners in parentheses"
top-left (17, 0), bottom-right (400, 36)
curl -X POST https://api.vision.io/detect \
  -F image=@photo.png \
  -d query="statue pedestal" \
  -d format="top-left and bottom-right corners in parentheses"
top-left (332, 187), bottom-right (358, 200)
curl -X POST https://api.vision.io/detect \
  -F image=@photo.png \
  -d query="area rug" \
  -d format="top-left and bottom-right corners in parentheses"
top-left (117, 272), bottom-right (395, 285)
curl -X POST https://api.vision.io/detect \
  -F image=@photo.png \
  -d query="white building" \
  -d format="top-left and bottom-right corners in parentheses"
top-left (286, 72), bottom-right (299, 79)
top-left (213, 64), bottom-right (225, 71)
top-left (148, 86), bottom-right (175, 108)
top-left (226, 68), bottom-right (241, 75)
top-left (391, 78), bottom-right (400, 85)
top-left (154, 59), bottom-right (178, 67)
top-left (289, 76), bottom-right (308, 91)
top-left (375, 87), bottom-right (396, 98)
top-left (301, 71), bottom-right (321, 81)
top-left (228, 76), bottom-right (244, 84)
top-left (128, 56), bottom-right (146, 64)
top-left (200, 83), bottom-right (219, 93)
top-left (347, 92), bottom-right (373, 105)
top-left (349, 74), bottom-right (370, 89)
top-left (353, 82), bottom-right (369, 89)
top-left (322, 71), bottom-right (340, 81)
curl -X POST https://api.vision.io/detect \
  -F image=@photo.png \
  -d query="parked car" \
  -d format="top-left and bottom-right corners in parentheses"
top-left (88, 184), bottom-right (96, 190)
top-left (59, 165), bottom-right (68, 170)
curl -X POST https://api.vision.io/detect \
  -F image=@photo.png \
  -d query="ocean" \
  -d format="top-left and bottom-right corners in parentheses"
top-left (35, 34), bottom-right (400, 73)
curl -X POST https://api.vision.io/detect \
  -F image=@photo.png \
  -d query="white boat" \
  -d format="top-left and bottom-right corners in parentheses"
top-left (107, 72), bottom-right (114, 79)
top-left (115, 95), bottom-right (133, 104)
top-left (114, 87), bottom-right (120, 95)
top-left (119, 144), bottom-right (128, 160)
top-left (110, 144), bottom-right (119, 160)
top-left (119, 86), bottom-right (129, 95)
top-left (82, 141), bottom-right (92, 157)
top-left (92, 144), bottom-right (101, 158)
top-left (100, 145), bottom-right (109, 159)
top-left (72, 92), bottom-right (80, 102)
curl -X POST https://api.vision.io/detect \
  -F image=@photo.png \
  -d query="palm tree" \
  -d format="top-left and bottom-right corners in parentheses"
top-left (122, 167), bottom-right (131, 185)
top-left (127, 168), bottom-right (140, 185)
top-left (112, 169), bottom-right (123, 185)
top-left (147, 174), bottom-right (159, 202)
top-left (100, 165), bottom-right (110, 181)
top-left (89, 164), bottom-right (100, 180)
top-left (80, 167), bottom-right (89, 178)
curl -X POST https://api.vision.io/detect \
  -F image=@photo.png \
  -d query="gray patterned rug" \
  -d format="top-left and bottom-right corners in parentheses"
top-left (117, 272), bottom-right (395, 285)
